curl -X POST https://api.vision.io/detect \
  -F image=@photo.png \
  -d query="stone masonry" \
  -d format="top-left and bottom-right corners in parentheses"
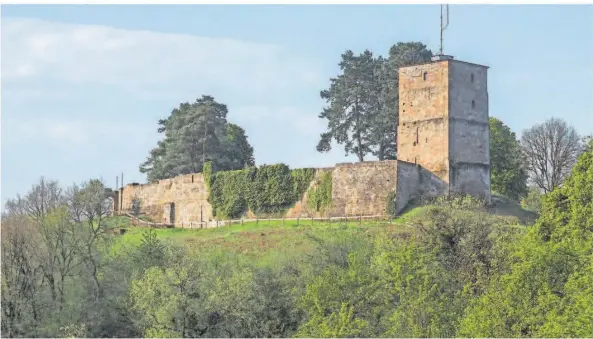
top-left (396, 55), bottom-right (491, 206)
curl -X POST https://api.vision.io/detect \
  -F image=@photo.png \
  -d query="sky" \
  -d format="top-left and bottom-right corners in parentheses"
top-left (2, 4), bottom-right (593, 207)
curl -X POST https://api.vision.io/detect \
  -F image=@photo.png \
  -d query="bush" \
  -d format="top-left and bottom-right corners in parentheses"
top-left (307, 172), bottom-right (332, 214)
top-left (386, 191), bottom-right (397, 216)
top-left (207, 163), bottom-right (316, 219)
top-left (520, 187), bottom-right (543, 213)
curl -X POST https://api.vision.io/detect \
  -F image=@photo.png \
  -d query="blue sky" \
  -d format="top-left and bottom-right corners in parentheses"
top-left (2, 4), bottom-right (593, 206)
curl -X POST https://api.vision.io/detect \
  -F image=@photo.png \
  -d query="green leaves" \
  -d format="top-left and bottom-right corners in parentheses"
top-left (489, 117), bottom-right (529, 201)
top-left (307, 171), bottom-right (332, 214)
top-left (208, 164), bottom-right (316, 219)
top-left (458, 139), bottom-right (593, 337)
top-left (140, 96), bottom-right (255, 182)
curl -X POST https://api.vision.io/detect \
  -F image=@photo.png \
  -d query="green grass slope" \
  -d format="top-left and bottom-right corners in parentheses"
top-left (107, 199), bottom-right (533, 262)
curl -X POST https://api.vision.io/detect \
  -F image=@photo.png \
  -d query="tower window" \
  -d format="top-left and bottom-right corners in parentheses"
top-left (423, 72), bottom-right (428, 81)
top-left (471, 73), bottom-right (474, 83)
top-left (471, 100), bottom-right (476, 109)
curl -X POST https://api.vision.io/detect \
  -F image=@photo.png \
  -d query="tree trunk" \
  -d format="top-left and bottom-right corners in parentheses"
top-left (377, 142), bottom-right (385, 161)
top-left (48, 275), bottom-right (56, 302)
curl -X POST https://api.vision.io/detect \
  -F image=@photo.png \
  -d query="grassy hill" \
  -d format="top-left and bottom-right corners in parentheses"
top-left (106, 198), bottom-right (534, 263)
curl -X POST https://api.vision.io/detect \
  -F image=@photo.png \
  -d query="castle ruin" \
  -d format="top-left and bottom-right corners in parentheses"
top-left (112, 55), bottom-right (491, 226)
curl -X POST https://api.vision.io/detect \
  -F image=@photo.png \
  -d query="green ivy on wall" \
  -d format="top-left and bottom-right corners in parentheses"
top-left (307, 171), bottom-right (332, 213)
top-left (386, 190), bottom-right (397, 217)
top-left (206, 163), bottom-right (316, 219)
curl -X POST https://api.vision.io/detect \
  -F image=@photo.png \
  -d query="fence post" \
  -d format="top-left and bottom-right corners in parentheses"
top-left (216, 220), bottom-right (219, 228)
top-left (311, 217), bottom-right (314, 226)
top-left (297, 218), bottom-right (299, 226)
top-left (241, 219), bottom-right (244, 226)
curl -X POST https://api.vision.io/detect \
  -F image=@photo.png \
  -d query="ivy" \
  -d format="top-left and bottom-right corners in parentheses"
top-left (208, 168), bottom-right (251, 219)
top-left (207, 164), bottom-right (316, 219)
top-left (292, 168), bottom-right (317, 201)
top-left (307, 171), bottom-right (333, 213)
top-left (386, 190), bottom-right (397, 217)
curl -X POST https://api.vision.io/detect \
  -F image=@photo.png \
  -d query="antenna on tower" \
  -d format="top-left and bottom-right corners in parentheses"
top-left (439, 4), bottom-right (450, 55)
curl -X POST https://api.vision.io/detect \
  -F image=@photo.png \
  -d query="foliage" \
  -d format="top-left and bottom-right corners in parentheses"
top-left (306, 171), bottom-right (333, 214)
top-left (430, 193), bottom-right (488, 211)
top-left (208, 164), bottom-right (316, 219)
top-left (3, 144), bottom-right (592, 338)
top-left (458, 139), bottom-right (593, 337)
top-left (291, 168), bottom-right (317, 203)
top-left (386, 190), bottom-right (397, 216)
top-left (139, 95), bottom-right (255, 182)
top-left (317, 42), bottom-right (432, 161)
top-left (520, 187), bottom-right (543, 213)
top-left (489, 117), bottom-right (529, 201)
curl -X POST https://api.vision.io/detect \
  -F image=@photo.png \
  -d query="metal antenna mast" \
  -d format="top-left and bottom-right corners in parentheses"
top-left (440, 4), bottom-right (450, 55)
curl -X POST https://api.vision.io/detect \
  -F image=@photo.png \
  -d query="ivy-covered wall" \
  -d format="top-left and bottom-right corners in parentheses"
top-left (118, 160), bottom-right (403, 226)
top-left (206, 163), bottom-right (316, 219)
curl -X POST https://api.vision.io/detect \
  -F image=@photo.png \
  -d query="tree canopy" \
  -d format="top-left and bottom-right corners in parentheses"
top-left (140, 95), bottom-right (255, 182)
top-left (489, 117), bottom-right (528, 201)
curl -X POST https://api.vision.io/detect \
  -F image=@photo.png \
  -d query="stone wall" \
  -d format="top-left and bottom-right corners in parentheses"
top-left (394, 161), bottom-right (420, 215)
top-left (284, 168), bottom-right (334, 218)
top-left (114, 160), bottom-right (403, 226)
top-left (398, 60), bottom-right (450, 182)
top-left (447, 60), bottom-right (491, 201)
top-left (450, 163), bottom-right (492, 201)
top-left (331, 161), bottom-right (398, 217)
top-left (117, 173), bottom-right (213, 226)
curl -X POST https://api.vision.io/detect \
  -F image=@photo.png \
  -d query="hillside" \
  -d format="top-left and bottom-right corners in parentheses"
top-left (4, 142), bottom-right (590, 338)
top-left (106, 199), bottom-right (533, 262)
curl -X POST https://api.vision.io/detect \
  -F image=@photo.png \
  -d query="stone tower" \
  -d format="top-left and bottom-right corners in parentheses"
top-left (397, 55), bottom-right (491, 200)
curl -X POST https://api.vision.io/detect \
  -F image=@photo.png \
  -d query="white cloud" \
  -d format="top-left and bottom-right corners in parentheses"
top-left (5, 118), bottom-right (150, 146)
top-left (2, 17), bottom-right (324, 98)
top-left (1, 17), bottom-right (338, 203)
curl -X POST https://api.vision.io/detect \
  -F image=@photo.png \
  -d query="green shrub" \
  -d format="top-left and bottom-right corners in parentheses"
top-left (307, 171), bottom-right (332, 213)
top-left (386, 190), bottom-right (397, 216)
top-left (208, 164), bottom-right (316, 219)
top-left (520, 187), bottom-right (543, 213)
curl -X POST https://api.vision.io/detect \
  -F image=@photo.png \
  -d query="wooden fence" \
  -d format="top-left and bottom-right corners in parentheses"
top-left (118, 212), bottom-right (397, 230)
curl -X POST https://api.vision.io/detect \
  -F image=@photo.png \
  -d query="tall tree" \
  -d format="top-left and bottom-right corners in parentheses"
top-left (140, 96), bottom-right (255, 181)
top-left (521, 118), bottom-right (582, 193)
top-left (316, 50), bottom-right (377, 161)
top-left (316, 42), bottom-right (432, 161)
top-left (489, 117), bottom-right (528, 201)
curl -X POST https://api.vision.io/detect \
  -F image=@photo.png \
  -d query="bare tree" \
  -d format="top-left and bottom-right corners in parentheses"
top-left (22, 177), bottom-right (64, 223)
top-left (1, 215), bottom-right (44, 337)
top-left (521, 118), bottom-right (582, 193)
top-left (67, 179), bottom-right (112, 300)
